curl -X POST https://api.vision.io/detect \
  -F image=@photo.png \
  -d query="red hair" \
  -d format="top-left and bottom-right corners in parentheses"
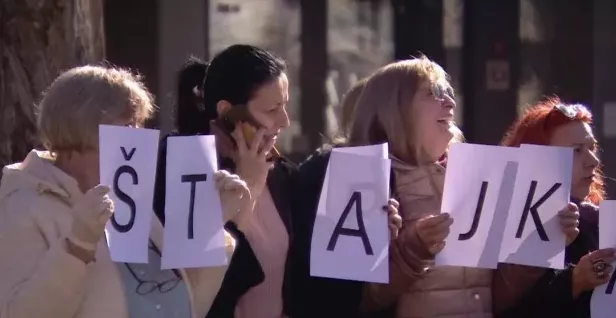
top-left (500, 97), bottom-right (605, 204)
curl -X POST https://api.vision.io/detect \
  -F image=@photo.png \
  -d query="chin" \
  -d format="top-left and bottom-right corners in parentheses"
top-left (574, 190), bottom-right (591, 202)
top-left (441, 131), bottom-right (455, 147)
top-left (426, 142), bottom-right (449, 163)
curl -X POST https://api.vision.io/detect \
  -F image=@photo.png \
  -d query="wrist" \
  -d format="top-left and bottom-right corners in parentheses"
top-left (571, 266), bottom-right (585, 299)
top-left (404, 228), bottom-right (433, 259)
top-left (65, 238), bottom-right (96, 264)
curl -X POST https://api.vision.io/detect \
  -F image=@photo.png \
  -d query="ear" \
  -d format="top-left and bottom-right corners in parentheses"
top-left (216, 100), bottom-right (232, 116)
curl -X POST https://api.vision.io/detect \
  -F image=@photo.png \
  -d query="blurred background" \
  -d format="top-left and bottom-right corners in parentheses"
top-left (2, 0), bottom-right (616, 194)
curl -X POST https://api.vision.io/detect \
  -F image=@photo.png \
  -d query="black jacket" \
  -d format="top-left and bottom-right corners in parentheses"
top-left (290, 146), bottom-right (385, 318)
top-left (497, 199), bottom-right (599, 318)
top-left (206, 155), bottom-right (297, 318)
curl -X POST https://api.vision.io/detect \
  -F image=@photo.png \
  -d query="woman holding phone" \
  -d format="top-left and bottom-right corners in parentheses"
top-left (154, 45), bottom-right (401, 318)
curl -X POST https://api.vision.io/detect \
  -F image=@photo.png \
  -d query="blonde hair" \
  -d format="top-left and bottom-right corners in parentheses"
top-left (37, 65), bottom-right (155, 153)
top-left (339, 77), bottom-right (368, 137)
top-left (348, 56), bottom-right (462, 164)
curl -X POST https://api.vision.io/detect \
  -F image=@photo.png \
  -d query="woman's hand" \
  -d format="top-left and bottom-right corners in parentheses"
top-left (383, 198), bottom-right (402, 239)
top-left (572, 248), bottom-right (616, 298)
top-left (413, 213), bottom-right (453, 255)
top-left (558, 202), bottom-right (580, 245)
top-left (214, 170), bottom-right (252, 223)
top-left (67, 185), bottom-right (114, 262)
top-left (231, 123), bottom-right (275, 201)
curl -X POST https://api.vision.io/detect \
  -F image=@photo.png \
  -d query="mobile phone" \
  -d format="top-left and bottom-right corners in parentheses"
top-left (216, 105), bottom-right (281, 161)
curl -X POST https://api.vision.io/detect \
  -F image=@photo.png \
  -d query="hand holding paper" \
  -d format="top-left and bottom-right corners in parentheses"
top-left (557, 202), bottom-right (580, 246)
top-left (575, 249), bottom-right (616, 297)
top-left (215, 170), bottom-right (252, 223)
top-left (413, 213), bottom-right (453, 256)
top-left (385, 198), bottom-right (402, 239)
top-left (69, 185), bottom-right (114, 253)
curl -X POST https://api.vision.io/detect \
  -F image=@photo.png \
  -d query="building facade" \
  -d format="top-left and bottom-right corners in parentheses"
top-left (105, 0), bottom-right (616, 196)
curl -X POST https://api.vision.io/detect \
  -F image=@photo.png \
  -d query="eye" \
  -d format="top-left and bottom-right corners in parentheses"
top-left (267, 105), bottom-right (280, 113)
top-left (590, 143), bottom-right (598, 152)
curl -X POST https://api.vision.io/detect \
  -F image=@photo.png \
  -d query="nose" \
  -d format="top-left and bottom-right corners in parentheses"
top-left (585, 149), bottom-right (600, 169)
top-left (278, 107), bottom-right (290, 129)
top-left (441, 95), bottom-right (456, 110)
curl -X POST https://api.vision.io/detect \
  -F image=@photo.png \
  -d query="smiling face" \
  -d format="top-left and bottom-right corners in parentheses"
top-left (347, 58), bottom-right (460, 165)
top-left (549, 121), bottom-right (600, 201)
top-left (246, 73), bottom-right (290, 140)
top-left (411, 80), bottom-right (457, 163)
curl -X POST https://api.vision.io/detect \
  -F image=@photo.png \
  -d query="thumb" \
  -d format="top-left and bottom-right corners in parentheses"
top-left (87, 184), bottom-right (111, 197)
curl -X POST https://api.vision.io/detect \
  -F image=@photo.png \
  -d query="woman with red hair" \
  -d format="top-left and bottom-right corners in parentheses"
top-left (495, 97), bottom-right (615, 318)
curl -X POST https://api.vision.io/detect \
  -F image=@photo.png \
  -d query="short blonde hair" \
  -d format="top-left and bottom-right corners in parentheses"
top-left (37, 65), bottom-right (155, 153)
top-left (348, 56), bottom-right (461, 164)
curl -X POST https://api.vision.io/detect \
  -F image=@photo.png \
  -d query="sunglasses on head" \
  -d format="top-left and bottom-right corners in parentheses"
top-left (553, 103), bottom-right (588, 119)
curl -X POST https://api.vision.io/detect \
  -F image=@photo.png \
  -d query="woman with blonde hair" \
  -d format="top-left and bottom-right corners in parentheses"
top-left (0, 65), bottom-right (250, 318)
top-left (347, 57), bottom-right (490, 317)
top-left (322, 57), bottom-right (578, 317)
top-left (290, 57), bottom-right (463, 317)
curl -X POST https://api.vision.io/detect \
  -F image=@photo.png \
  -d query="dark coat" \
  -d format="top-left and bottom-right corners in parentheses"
top-left (289, 146), bottom-right (367, 318)
top-left (497, 198), bottom-right (599, 318)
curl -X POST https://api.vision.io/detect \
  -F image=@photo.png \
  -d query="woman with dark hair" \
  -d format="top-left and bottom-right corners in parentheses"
top-left (155, 46), bottom-right (293, 318)
top-left (154, 45), bottom-right (401, 318)
top-left (494, 98), bottom-right (616, 318)
top-left (153, 57), bottom-right (211, 225)
top-left (175, 56), bottom-right (211, 135)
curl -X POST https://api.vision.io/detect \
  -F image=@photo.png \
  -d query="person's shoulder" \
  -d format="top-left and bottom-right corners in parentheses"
top-left (295, 142), bottom-right (347, 179)
top-left (157, 131), bottom-right (204, 154)
top-left (299, 141), bottom-right (347, 168)
top-left (0, 186), bottom-right (70, 235)
top-left (580, 201), bottom-right (599, 212)
top-left (157, 131), bottom-right (177, 152)
top-left (159, 130), bottom-right (186, 141)
top-left (272, 156), bottom-right (298, 178)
